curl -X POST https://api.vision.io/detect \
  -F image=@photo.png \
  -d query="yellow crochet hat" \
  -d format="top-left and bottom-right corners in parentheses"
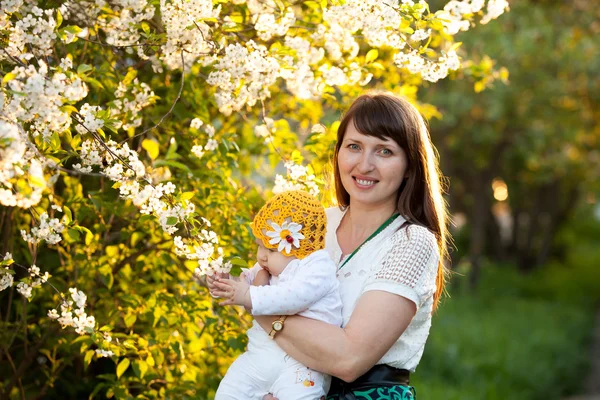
top-left (251, 190), bottom-right (327, 259)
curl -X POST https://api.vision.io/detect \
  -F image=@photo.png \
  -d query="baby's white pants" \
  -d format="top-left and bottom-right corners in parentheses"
top-left (215, 326), bottom-right (330, 400)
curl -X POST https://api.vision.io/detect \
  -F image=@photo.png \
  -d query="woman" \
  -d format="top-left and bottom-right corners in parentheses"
top-left (216, 92), bottom-right (449, 399)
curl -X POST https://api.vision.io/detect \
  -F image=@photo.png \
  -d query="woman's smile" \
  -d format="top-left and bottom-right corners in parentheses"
top-left (353, 175), bottom-right (379, 188)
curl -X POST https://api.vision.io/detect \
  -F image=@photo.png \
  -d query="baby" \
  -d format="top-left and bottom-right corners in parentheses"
top-left (210, 190), bottom-right (342, 400)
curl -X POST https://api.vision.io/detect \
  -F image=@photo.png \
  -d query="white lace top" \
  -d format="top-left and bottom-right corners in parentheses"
top-left (325, 207), bottom-right (440, 372)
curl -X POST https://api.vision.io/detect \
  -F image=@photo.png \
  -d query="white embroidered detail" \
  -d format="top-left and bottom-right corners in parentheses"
top-left (375, 225), bottom-right (438, 289)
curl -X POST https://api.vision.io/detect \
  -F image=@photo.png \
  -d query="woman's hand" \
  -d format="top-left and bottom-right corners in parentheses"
top-left (212, 278), bottom-right (252, 309)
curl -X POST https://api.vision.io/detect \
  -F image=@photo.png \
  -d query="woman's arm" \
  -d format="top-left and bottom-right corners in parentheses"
top-left (255, 290), bottom-right (416, 382)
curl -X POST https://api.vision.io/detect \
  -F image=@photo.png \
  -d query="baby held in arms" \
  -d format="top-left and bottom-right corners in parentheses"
top-left (209, 190), bottom-right (342, 400)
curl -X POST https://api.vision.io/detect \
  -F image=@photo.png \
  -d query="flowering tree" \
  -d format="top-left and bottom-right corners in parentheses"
top-left (0, 0), bottom-right (508, 397)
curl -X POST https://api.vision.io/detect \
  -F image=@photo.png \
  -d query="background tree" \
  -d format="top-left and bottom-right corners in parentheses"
top-left (421, 0), bottom-right (599, 283)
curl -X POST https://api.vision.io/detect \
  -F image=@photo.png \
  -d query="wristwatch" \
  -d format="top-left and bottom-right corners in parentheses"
top-left (268, 315), bottom-right (288, 339)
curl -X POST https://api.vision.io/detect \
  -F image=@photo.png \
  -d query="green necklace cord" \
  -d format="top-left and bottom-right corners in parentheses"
top-left (338, 213), bottom-right (401, 270)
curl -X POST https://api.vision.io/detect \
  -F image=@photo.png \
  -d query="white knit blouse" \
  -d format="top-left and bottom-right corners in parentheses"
top-left (325, 207), bottom-right (440, 372)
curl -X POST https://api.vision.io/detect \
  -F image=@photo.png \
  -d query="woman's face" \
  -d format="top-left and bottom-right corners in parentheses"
top-left (337, 120), bottom-right (408, 210)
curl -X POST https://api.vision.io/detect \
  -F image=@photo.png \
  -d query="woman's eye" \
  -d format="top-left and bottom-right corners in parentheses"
top-left (348, 143), bottom-right (360, 150)
top-left (380, 148), bottom-right (392, 156)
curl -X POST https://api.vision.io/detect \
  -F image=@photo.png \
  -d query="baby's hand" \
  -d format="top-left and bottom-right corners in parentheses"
top-left (207, 272), bottom-right (229, 298)
top-left (212, 278), bottom-right (252, 309)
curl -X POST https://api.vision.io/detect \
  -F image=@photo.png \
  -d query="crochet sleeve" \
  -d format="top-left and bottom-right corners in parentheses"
top-left (363, 225), bottom-right (439, 309)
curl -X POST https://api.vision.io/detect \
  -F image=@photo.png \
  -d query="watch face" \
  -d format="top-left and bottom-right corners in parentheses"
top-left (273, 321), bottom-right (283, 331)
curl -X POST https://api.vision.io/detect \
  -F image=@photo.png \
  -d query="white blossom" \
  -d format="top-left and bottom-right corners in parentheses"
top-left (0, 271), bottom-right (14, 292)
top-left (0, 121), bottom-right (45, 208)
top-left (16, 282), bottom-right (32, 298)
top-left (273, 161), bottom-right (319, 197)
top-left (190, 118), bottom-right (204, 129)
top-left (96, 349), bottom-right (114, 358)
top-left (411, 29), bottom-right (430, 41)
top-left (21, 212), bottom-right (65, 245)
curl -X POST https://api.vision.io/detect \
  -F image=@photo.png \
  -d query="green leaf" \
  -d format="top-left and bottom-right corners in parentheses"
top-left (84, 349), bottom-right (95, 367)
top-left (116, 358), bottom-right (130, 379)
top-left (132, 359), bottom-right (148, 379)
top-left (142, 139), bottom-right (159, 160)
top-left (82, 227), bottom-right (93, 245)
top-left (71, 134), bottom-right (81, 150)
top-left (140, 22), bottom-right (150, 35)
top-left (365, 49), bottom-right (379, 63)
top-left (68, 228), bottom-right (80, 240)
top-left (124, 313), bottom-right (137, 328)
top-left (50, 132), bottom-right (61, 150)
top-left (29, 175), bottom-right (46, 188)
top-left (154, 160), bottom-right (191, 172)
top-left (450, 41), bottom-right (463, 52)
top-left (56, 9), bottom-right (63, 28)
top-left (180, 192), bottom-right (194, 201)
top-left (166, 217), bottom-right (178, 225)
top-left (64, 25), bottom-right (83, 35)
top-left (60, 105), bottom-right (78, 115)
top-left (2, 72), bottom-right (17, 87)
top-left (229, 257), bottom-right (248, 267)
top-left (77, 64), bottom-right (93, 75)
top-left (165, 138), bottom-right (178, 160)
top-left (229, 265), bottom-right (243, 277)
top-left (122, 69), bottom-right (137, 86)
top-left (72, 335), bottom-right (92, 345)
top-left (82, 77), bottom-right (104, 90)
top-left (98, 265), bottom-right (114, 289)
top-left (130, 232), bottom-right (143, 247)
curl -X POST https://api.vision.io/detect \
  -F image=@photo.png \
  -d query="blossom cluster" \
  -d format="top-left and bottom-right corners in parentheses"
top-left (207, 41), bottom-right (281, 115)
top-left (2, 6), bottom-right (57, 62)
top-left (176, 229), bottom-right (231, 277)
top-left (254, 117), bottom-right (276, 144)
top-left (394, 50), bottom-right (461, 83)
top-left (15, 264), bottom-right (51, 299)
top-left (0, 253), bottom-right (15, 292)
top-left (1, 61), bottom-right (89, 140)
top-left (74, 138), bottom-right (193, 234)
top-left (112, 79), bottom-right (157, 130)
top-left (273, 161), bottom-right (319, 197)
top-left (159, 0), bottom-right (221, 70)
top-left (438, 0), bottom-right (510, 35)
top-left (100, 0), bottom-right (155, 48)
top-left (190, 120), bottom-right (219, 159)
top-left (0, 121), bottom-right (45, 208)
top-left (245, 0), bottom-right (296, 41)
top-left (47, 288), bottom-right (96, 334)
top-left (21, 212), bottom-right (65, 245)
top-left (72, 137), bottom-right (226, 274)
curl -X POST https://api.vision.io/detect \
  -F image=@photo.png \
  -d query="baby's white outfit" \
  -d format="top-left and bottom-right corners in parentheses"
top-left (215, 249), bottom-right (343, 400)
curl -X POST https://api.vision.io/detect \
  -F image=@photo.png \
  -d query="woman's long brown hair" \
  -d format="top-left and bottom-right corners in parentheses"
top-left (333, 92), bottom-right (450, 310)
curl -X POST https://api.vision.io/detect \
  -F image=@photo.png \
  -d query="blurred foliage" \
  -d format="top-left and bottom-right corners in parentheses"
top-left (414, 294), bottom-right (592, 400)
top-left (422, 0), bottom-right (600, 273)
top-left (413, 202), bottom-right (600, 399)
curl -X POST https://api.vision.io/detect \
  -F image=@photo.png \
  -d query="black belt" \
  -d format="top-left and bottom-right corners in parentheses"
top-left (328, 364), bottom-right (410, 400)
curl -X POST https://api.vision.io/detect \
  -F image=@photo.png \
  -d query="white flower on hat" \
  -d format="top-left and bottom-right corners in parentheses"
top-left (265, 221), bottom-right (305, 254)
